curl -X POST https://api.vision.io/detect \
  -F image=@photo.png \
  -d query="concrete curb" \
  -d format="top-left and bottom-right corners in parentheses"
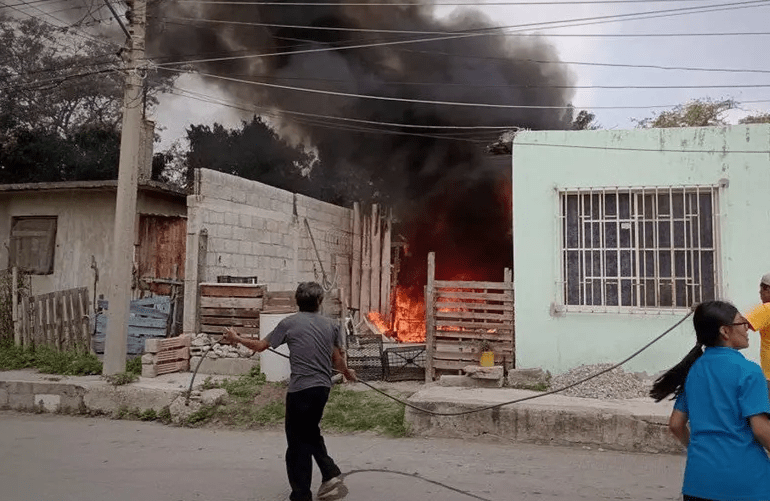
top-left (0, 370), bottom-right (189, 416)
top-left (406, 386), bottom-right (682, 454)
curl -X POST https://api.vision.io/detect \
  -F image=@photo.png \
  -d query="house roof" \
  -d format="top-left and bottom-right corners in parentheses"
top-left (0, 179), bottom-right (186, 199)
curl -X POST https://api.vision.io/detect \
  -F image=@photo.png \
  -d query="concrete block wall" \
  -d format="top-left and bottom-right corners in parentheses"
top-left (183, 169), bottom-right (353, 333)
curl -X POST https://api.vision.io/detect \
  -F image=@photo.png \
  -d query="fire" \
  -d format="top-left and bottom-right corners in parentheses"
top-left (366, 287), bottom-right (426, 343)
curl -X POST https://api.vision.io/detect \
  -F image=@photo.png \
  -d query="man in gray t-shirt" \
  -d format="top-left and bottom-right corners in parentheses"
top-left (222, 282), bottom-right (355, 501)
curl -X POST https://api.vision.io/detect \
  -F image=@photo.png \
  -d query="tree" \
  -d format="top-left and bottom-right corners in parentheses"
top-left (739, 113), bottom-right (770, 124)
top-left (633, 98), bottom-right (735, 128)
top-left (183, 117), bottom-right (314, 193)
top-left (0, 14), bottom-right (173, 183)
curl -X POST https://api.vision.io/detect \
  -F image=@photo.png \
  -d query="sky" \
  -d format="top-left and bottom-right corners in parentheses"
top-left (5, 0), bottom-right (770, 148)
top-left (148, 0), bottom-right (770, 148)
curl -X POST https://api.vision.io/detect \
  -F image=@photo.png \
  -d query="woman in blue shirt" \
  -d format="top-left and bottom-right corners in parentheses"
top-left (650, 300), bottom-right (770, 501)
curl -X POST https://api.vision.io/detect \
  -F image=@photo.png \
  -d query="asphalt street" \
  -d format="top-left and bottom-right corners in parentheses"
top-left (0, 411), bottom-right (685, 501)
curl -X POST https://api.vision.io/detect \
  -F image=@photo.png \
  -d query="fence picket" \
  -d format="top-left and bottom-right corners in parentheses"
top-left (14, 287), bottom-right (92, 352)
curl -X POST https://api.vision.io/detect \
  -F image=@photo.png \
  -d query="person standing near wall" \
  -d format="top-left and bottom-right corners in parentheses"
top-left (650, 300), bottom-right (770, 501)
top-left (222, 281), bottom-right (356, 501)
top-left (744, 273), bottom-right (770, 384)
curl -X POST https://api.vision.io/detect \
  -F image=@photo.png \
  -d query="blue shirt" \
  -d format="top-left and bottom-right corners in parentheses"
top-left (674, 347), bottom-right (770, 500)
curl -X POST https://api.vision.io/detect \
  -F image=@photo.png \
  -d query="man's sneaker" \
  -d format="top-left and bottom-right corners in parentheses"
top-left (317, 476), bottom-right (343, 498)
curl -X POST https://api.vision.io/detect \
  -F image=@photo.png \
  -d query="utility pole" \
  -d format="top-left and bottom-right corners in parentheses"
top-left (104, 0), bottom-right (146, 375)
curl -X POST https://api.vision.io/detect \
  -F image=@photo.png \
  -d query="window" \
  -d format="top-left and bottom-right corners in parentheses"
top-left (9, 216), bottom-right (57, 275)
top-left (559, 186), bottom-right (719, 310)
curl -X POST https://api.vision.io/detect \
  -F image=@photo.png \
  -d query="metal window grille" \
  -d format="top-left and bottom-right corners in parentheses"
top-left (558, 186), bottom-right (720, 311)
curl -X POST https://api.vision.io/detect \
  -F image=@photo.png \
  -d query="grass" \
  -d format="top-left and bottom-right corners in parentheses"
top-left (105, 371), bottom-right (138, 386)
top-left (0, 343), bottom-right (102, 375)
top-left (179, 367), bottom-right (409, 437)
top-left (323, 386), bottom-right (408, 437)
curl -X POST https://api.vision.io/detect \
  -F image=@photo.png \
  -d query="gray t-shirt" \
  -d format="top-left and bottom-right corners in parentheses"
top-left (267, 311), bottom-right (343, 393)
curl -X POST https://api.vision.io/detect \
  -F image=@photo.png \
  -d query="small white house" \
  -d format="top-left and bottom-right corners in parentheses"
top-left (512, 124), bottom-right (770, 375)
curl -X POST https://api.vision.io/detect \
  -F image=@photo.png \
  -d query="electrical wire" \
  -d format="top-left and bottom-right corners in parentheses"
top-left (161, 0), bottom-right (770, 37)
top-left (153, 0), bottom-right (770, 68)
top-left (187, 309), bottom-right (693, 415)
top-left (165, 85), bottom-right (770, 150)
top-left (161, 66), bottom-right (770, 112)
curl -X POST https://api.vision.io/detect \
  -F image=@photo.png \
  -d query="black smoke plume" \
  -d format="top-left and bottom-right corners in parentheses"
top-left (103, 1), bottom-right (576, 286)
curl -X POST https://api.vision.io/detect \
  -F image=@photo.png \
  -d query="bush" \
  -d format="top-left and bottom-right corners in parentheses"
top-left (126, 356), bottom-right (142, 375)
top-left (0, 344), bottom-right (102, 375)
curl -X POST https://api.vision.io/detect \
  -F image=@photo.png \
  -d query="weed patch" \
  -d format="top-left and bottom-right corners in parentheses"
top-left (126, 356), bottom-right (142, 375)
top-left (323, 386), bottom-right (408, 437)
top-left (105, 372), bottom-right (138, 386)
top-left (0, 344), bottom-right (101, 375)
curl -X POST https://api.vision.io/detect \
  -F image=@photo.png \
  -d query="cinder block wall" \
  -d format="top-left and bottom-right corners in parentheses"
top-left (183, 169), bottom-right (353, 333)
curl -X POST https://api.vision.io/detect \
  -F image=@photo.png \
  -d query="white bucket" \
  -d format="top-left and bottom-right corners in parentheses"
top-left (259, 313), bottom-right (292, 382)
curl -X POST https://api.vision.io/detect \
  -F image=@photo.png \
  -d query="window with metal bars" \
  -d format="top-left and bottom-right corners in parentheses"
top-left (559, 186), bottom-right (719, 310)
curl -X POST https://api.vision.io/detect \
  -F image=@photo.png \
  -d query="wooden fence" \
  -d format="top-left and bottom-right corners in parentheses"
top-left (18, 287), bottom-right (91, 351)
top-left (425, 253), bottom-right (514, 381)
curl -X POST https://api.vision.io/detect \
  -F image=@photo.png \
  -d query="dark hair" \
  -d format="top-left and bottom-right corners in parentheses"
top-left (649, 300), bottom-right (739, 402)
top-left (295, 282), bottom-right (324, 312)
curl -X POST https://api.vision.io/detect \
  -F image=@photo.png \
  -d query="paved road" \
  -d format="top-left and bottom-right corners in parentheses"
top-left (0, 411), bottom-right (685, 501)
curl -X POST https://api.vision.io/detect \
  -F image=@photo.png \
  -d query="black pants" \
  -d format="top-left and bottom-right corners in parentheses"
top-left (285, 386), bottom-right (341, 501)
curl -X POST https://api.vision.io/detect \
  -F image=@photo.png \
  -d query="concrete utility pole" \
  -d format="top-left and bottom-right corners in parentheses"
top-left (104, 0), bottom-right (146, 375)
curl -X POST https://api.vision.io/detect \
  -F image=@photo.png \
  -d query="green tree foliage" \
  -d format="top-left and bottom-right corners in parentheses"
top-left (0, 14), bottom-right (173, 183)
top-left (633, 98), bottom-right (735, 128)
top-left (184, 116), bottom-right (314, 193)
top-left (739, 113), bottom-right (770, 124)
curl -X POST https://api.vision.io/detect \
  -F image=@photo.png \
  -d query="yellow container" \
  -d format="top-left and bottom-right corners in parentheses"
top-left (479, 351), bottom-right (494, 367)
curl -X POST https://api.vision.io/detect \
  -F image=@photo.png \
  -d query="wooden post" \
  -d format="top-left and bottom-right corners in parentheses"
top-left (351, 202), bottom-right (361, 314)
top-left (360, 214), bottom-right (371, 315)
top-left (425, 252), bottom-right (436, 382)
top-left (380, 209), bottom-right (392, 319)
top-left (370, 204), bottom-right (381, 314)
top-left (505, 267), bottom-right (514, 368)
top-left (12, 266), bottom-right (20, 346)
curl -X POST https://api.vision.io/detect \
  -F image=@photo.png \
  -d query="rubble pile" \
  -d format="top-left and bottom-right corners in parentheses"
top-left (190, 333), bottom-right (256, 360)
top-left (550, 363), bottom-right (650, 400)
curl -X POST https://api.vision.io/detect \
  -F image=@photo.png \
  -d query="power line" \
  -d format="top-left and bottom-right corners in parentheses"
top-left (171, 85), bottom-right (522, 130)
top-left (5, 0), bottom-right (121, 48)
top-left (153, 0), bottom-right (770, 68)
top-left (162, 66), bottom-right (770, 111)
top-left (172, 0), bottom-right (749, 5)
top-left (165, 72), bottom-right (770, 90)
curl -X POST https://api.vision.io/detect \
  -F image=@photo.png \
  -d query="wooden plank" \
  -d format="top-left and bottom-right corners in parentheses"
top-left (200, 284), bottom-right (266, 298)
top-left (434, 341), bottom-right (513, 355)
top-left (54, 291), bottom-right (63, 351)
top-left (434, 280), bottom-right (513, 290)
top-left (435, 319), bottom-right (513, 330)
top-left (433, 301), bottom-right (510, 312)
top-left (200, 296), bottom-right (263, 309)
top-left (129, 305), bottom-right (170, 319)
top-left (434, 329), bottom-right (512, 341)
top-left (200, 316), bottom-right (259, 327)
top-left (425, 252), bottom-right (436, 383)
top-left (435, 290), bottom-right (512, 302)
top-left (155, 359), bottom-right (189, 375)
top-left (128, 316), bottom-right (169, 329)
top-left (199, 307), bottom-right (260, 318)
top-left (20, 296), bottom-right (30, 347)
top-left (435, 310), bottom-right (510, 321)
top-left (201, 325), bottom-right (260, 335)
top-left (79, 288), bottom-right (91, 351)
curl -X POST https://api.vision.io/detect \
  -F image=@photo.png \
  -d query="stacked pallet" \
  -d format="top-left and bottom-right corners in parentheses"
top-left (199, 283), bottom-right (266, 339)
top-left (141, 335), bottom-right (191, 377)
top-left (262, 290), bottom-right (298, 314)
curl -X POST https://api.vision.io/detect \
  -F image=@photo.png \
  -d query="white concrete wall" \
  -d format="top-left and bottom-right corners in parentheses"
top-left (183, 169), bottom-right (353, 333)
top-left (0, 187), bottom-right (186, 302)
top-left (512, 124), bottom-right (770, 375)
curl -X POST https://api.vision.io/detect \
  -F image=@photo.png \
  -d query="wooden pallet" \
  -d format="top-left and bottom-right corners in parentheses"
top-left (199, 283), bottom-right (266, 337)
